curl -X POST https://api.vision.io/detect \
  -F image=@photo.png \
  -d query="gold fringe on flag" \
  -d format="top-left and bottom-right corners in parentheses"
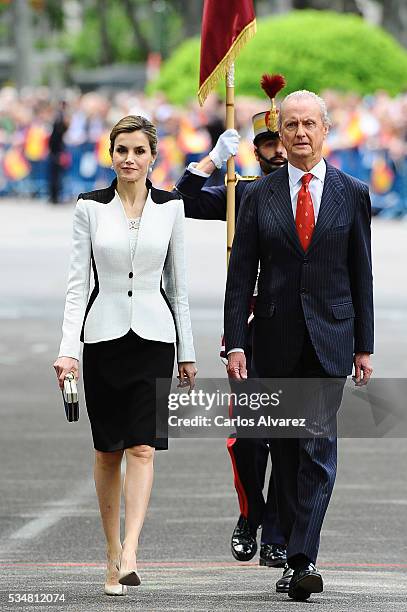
top-left (198, 19), bottom-right (256, 106)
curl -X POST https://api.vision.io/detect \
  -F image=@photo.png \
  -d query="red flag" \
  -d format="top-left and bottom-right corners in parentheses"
top-left (198, 0), bottom-right (256, 106)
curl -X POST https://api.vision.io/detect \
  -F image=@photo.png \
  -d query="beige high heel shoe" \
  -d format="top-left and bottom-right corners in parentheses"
top-left (104, 583), bottom-right (127, 596)
top-left (104, 557), bottom-right (128, 596)
top-left (116, 555), bottom-right (141, 587)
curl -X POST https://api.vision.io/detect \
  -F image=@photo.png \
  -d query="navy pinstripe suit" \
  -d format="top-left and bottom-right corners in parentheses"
top-left (224, 160), bottom-right (374, 564)
top-left (176, 169), bottom-right (285, 545)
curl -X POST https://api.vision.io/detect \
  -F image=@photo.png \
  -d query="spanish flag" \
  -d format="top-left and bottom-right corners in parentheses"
top-left (371, 157), bottom-right (394, 194)
top-left (198, 0), bottom-right (256, 106)
top-left (3, 148), bottom-right (31, 181)
top-left (24, 125), bottom-right (49, 161)
top-left (96, 131), bottom-right (112, 168)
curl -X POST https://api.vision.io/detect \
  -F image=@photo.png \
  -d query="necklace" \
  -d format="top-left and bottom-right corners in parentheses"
top-left (128, 218), bottom-right (140, 230)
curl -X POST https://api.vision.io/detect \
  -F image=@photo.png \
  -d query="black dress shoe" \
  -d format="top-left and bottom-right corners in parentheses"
top-left (288, 562), bottom-right (323, 601)
top-left (259, 543), bottom-right (287, 568)
top-left (275, 564), bottom-right (294, 593)
top-left (231, 515), bottom-right (257, 561)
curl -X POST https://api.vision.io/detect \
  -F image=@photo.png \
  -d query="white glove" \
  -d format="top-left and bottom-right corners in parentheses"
top-left (209, 129), bottom-right (240, 169)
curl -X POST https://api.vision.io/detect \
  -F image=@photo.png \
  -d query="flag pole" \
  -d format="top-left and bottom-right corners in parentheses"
top-left (226, 63), bottom-right (236, 267)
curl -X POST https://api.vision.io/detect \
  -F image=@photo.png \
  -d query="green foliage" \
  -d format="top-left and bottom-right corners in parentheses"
top-left (150, 10), bottom-right (407, 104)
top-left (104, 4), bottom-right (142, 63)
top-left (42, 1), bottom-right (64, 31)
top-left (62, 0), bottom-right (184, 68)
top-left (147, 38), bottom-right (202, 103)
top-left (62, 3), bottom-right (143, 68)
top-left (62, 8), bottom-right (101, 68)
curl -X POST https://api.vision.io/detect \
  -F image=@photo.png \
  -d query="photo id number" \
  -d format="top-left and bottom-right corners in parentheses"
top-left (8, 593), bottom-right (65, 604)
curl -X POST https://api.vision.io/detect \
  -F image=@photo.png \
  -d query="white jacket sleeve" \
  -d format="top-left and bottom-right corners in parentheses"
top-left (58, 199), bottom-right (91, 360)
top-left (162, 202), bottom-right (195, 363)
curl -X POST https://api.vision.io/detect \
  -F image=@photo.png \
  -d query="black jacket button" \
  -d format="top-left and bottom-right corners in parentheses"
top-left (128, 290), bottom-right (132, 297)
top-left (129, 272), bottom-right (133, 278)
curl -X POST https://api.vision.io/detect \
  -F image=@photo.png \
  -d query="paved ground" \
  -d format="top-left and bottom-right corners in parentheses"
top-left (0, 198), bottom-right (406, 611)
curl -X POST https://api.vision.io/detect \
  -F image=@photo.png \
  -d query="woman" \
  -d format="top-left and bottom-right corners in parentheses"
top-left (53, 115), bottom-right (197, 596)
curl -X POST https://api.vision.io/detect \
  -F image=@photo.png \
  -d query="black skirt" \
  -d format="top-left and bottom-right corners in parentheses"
top-left (82, 330), bottom-right (174, 452)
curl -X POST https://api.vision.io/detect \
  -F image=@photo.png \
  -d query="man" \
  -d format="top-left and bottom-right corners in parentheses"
top-left (48, 100), bottom-right (69, 204)
top-left (224, 90), bottom-right (374, 600)
top-left (176, 123), bottom-right (287, 220)
top-left (175, 75), bottom-right (289, 577)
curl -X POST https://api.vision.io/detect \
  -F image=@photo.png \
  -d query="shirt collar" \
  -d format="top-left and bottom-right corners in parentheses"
top-left (288, 158), bottom-right (326, 187)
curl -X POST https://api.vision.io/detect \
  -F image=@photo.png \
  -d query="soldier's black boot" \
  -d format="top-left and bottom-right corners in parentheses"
top-left (231, 515), bottom-right (258, 561)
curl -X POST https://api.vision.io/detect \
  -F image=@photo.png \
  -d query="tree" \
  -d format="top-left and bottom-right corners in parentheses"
top-left (97, 0), bottom-right (115, 65)
top-left (150, 10), bottom-right (407, 104)
top-left (289, 0), bottom-right (407, 47)
top-left (381, 0), bottom-right (407, 48)
top-left (0, 0), bottom-right (204, 69)
top-left (292, 0), bottom-right (361, 13)
top-left (168, 0), bottom-right (203, 37)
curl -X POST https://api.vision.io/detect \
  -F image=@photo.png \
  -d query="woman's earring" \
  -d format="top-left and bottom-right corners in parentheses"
top-left (110, 164), bottom-right (114, 170)
top-left (149, 163), bottom-right (154, 173)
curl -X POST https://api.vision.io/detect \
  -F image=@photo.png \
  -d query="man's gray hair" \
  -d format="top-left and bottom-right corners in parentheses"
top-left (278, 90), bottom-right (332, 130)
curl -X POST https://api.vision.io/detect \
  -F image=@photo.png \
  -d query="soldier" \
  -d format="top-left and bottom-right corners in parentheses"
top-left (176, 75), bottom-right (293, 590)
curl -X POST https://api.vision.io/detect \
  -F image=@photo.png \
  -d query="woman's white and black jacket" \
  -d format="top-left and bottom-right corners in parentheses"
top-left (58, 178), bottom-right (195, 363)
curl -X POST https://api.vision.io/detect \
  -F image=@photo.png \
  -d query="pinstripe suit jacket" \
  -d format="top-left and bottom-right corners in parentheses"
top-left (224, 161), bottom-right (374, 377)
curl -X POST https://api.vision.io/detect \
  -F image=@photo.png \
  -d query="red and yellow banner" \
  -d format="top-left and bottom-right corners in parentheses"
top-left (371, 157), bottom-right (394, 194)
top-left (3, 148), bottom-right (31, 181)
top-left (24, 125), bottom-right (49, 161)
top-left (198, 0), bottom-right (256, 106)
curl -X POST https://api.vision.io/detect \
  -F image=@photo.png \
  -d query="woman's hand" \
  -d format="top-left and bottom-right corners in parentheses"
top-left (177, 362), bottom-right (197, 392)
top-left (53, 356), bottom-right (79, 390)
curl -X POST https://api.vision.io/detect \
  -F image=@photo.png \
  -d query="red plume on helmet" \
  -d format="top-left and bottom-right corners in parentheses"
top-left (260, 74), bottom-right (286, 100)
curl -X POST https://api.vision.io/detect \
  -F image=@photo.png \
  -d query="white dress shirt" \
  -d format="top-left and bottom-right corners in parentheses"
top-left (187, 161), bottom-right (211, 178)
top-left (288, 158), bottom-right (326, 222)
top-left (228, 158), bottom-right (327, 356)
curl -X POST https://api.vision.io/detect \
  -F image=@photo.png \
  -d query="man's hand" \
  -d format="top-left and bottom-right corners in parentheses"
top-left (227, 352), bottom-right (247, 380)
top-left (209, 129), bottom-right (240, 169)
top-left (353, 352), bottom-right (373, 386)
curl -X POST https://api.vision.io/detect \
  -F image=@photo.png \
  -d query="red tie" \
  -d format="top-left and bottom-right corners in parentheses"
top-left (295, 173), bottom-right (315, 251)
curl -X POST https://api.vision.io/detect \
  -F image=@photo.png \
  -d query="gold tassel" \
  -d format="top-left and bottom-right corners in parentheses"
top-left (198, 19), bottom-right (257, 106)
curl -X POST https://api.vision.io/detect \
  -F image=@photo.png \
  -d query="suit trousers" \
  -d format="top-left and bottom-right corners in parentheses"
top-left (259, 326), bottom-right (345, 566)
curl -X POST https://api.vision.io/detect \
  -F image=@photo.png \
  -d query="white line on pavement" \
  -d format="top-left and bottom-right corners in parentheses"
top-left (6, 479), bottom-right (94, 543)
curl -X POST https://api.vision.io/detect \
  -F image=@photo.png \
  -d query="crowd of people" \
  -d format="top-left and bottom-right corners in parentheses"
top-left (0, 85), bottom-right (406, 216)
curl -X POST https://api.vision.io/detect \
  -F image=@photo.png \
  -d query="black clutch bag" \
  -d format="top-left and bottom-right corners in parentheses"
top-left (62, 372), bottom-right (79, 422)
